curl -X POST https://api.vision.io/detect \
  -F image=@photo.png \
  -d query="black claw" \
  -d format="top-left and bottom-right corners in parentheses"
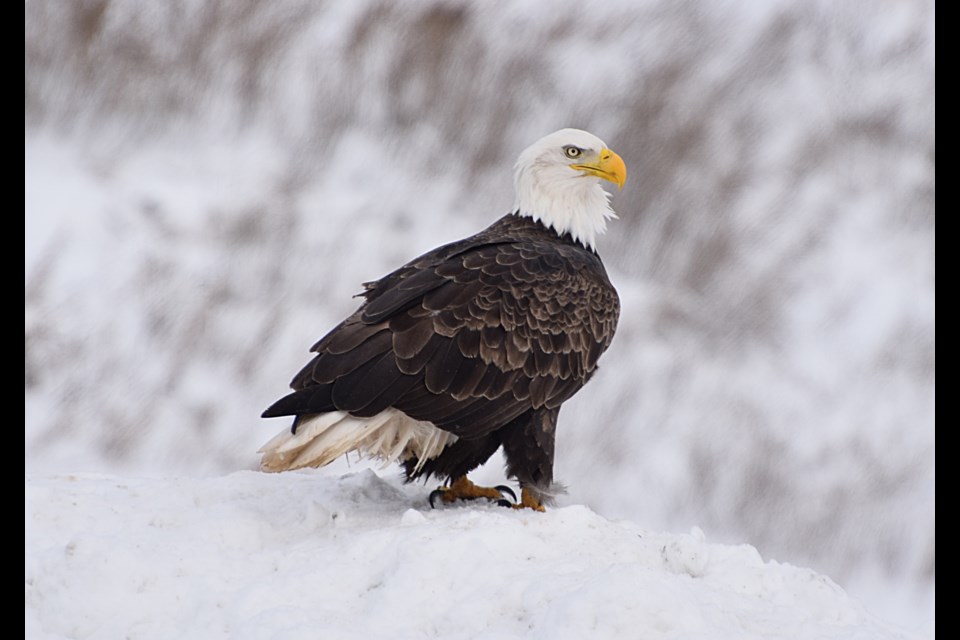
top-left (496, 499), bottom-right (514, 508)
top-left (428, 488), bottom-right (444, 509)
top-left (494, 485), bottom-right (517, 503)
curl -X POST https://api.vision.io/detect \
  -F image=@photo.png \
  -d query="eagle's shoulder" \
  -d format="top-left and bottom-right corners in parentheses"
top-left (359, 213), bottom-right (618, 326)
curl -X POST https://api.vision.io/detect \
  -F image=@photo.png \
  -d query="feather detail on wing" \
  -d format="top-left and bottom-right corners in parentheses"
top-left (262, 214), bottom-right (619, 441)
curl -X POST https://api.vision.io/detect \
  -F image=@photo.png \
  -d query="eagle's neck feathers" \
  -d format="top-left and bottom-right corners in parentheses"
top-left (513, 162), bottom-right (617, 251)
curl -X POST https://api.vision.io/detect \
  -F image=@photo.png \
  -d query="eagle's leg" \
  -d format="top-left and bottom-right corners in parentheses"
top-left (501, 407), bottom-right (559, 512)
top-left (428, 476), bottom-right (517, 508)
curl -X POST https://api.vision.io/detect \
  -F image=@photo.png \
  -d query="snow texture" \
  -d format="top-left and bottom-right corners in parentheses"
top-left (25, 470), bottom-right (920, 640)
top-left (26, 0), bottom-right (934, 634)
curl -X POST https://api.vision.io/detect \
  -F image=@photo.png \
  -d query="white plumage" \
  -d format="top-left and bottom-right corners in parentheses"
top-left (259, 409), bottom-right (458, 473)
top-left (513, 128), bottom-right (619, 250)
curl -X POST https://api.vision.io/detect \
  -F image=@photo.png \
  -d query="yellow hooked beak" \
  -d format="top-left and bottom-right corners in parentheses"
top-left (571, 148), bottom-right (627, 189)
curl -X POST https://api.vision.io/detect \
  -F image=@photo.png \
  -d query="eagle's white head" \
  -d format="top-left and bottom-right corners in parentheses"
top-left (513, 128), bottom-right (627, 250)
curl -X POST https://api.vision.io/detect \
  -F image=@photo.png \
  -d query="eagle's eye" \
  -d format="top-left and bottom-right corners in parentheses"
top-left (563, 146), bottom-right (583, 159)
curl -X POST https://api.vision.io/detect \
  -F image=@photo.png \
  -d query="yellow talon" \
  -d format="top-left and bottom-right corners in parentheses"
top-left (512, 487), bottom-right (546, 512)
top-left (428, 476), bottom-right (516, 507)
top-left (442, 476), bottom-right (504, 502)
top-left (428, 477), bottom-right (545, 511)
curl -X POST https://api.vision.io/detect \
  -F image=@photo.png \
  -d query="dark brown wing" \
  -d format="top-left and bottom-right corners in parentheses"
top-left (262, 214), bottom-right (620, 439)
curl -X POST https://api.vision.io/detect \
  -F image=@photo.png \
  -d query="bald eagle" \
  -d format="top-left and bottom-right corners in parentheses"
top-left (260, 129), bottom-right (625, 511)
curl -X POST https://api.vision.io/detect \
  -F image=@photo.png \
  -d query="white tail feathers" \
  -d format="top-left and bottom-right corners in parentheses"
top-left (259, 409), bottom-right (458, 473)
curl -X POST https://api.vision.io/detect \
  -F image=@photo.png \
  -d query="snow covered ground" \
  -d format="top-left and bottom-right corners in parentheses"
top-left (25, 470), bottom-right (924, 640)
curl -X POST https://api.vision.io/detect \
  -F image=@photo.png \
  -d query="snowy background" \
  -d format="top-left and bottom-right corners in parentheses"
top-left (25, 0), bottom-right (934, 635)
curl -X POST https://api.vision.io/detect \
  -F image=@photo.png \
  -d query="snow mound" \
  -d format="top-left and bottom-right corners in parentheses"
top-left (25, 471), bottom-right (917, 640)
